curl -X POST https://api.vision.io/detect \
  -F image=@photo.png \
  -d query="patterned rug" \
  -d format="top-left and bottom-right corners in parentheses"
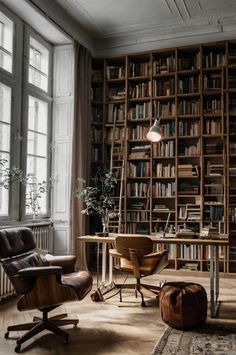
top-left (151, 324), bottom-right (236, 355)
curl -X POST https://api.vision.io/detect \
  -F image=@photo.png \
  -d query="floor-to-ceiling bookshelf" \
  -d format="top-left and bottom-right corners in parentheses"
top-left (90, 39), bottom-right (236, 274)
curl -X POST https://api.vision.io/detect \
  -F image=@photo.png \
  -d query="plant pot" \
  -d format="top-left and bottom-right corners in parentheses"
top-left (95, 232), bottom-right (109, 237)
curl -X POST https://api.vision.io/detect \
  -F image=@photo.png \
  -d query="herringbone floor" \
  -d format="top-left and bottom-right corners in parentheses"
top-left (0, 273), bottom-right (236, 355)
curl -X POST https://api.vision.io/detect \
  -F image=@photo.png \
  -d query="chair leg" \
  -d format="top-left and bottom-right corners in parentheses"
top-left (51, 319), bottom-right (79, 327)
top-left (6, 308), bottom-right (75, 353)
top-left (33, 313), bottom-right (68, 323)
top-left (136, 280), bottom-right (146, 307)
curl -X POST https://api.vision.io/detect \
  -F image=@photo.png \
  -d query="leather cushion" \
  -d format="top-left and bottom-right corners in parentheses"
top-left (2, 251), bottom-right (46, 294)
top-left (45, 254), bottom-right (76, 274)
top-left (2, 251), bottom-right (45, 276)
top-left (160, 282), bottom-right (207, 329)
top-left (0, 227), bottom-right (36, 258)
top-left (61, 271), bottom-right (93, 300)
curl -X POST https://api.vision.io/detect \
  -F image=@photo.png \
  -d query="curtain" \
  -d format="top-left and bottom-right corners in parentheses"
top-left (70, 43), bottom-right (91, 269)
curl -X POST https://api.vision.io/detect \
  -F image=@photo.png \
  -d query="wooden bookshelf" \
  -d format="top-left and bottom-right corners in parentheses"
top-left (90, 39), bottom-right (236, 274)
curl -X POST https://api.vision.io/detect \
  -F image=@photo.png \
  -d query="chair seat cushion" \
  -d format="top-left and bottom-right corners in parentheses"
top-left (61, 271), bottom-right (93, 300)
top-left (160, 282), bottom-right (207, 329)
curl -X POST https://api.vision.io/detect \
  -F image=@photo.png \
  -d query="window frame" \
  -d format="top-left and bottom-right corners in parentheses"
top-left (21, 26), bottom-right (53, 220)
top-left (0, 3), bottom-right (53, 223)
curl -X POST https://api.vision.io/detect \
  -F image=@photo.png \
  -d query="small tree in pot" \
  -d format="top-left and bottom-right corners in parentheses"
top-left (76, 170), bottom-right (118, 235)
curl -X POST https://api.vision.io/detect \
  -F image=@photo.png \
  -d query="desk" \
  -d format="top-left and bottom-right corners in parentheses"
top-left (78, 234), bottom-right (228, 317)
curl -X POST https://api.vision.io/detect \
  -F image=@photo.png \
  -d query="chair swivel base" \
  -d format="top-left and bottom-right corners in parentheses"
top-left (104, 281), bottom-right (161, 307)
top-left (5, 310), bottom-right (79, 353)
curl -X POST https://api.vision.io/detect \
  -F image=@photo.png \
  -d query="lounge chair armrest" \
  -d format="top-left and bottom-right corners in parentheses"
top-left (18, 266), bottom-right (62, 277)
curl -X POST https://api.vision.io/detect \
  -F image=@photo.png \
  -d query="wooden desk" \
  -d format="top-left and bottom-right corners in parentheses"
top-left (78, 233), bottom-right (228, 317)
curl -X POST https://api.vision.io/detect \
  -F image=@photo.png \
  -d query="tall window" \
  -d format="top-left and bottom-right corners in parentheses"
top-left (24, 33), bottom-right (52, 218)
top-left (0, 4), bottom-right (53, 221)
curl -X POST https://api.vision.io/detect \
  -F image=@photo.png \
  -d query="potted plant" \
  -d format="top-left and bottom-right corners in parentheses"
top-left (25, 175), bottom-right (53, 219)
top-left (76, 170), bottom-right (118, 236)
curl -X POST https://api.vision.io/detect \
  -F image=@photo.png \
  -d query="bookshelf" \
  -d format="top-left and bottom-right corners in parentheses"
top-left (90, 39), bottom-right (236, 274)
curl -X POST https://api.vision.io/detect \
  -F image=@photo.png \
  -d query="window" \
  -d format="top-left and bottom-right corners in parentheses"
top-left (0, 4), bottom-right (53, 222)
top-left (0, 10), bottom-right (13, 73)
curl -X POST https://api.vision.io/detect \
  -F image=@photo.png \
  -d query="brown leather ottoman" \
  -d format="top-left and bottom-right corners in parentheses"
top-left (160, 282), bottom-right (207, 329)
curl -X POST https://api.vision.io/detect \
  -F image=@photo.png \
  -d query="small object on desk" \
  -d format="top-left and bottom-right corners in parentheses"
top-left (95, 232), bottom-right (109, 237)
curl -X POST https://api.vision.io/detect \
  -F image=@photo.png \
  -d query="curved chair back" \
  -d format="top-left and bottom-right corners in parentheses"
top-left (116, 236), bottom-right (153, 260)
top-left (0, 227), bottom-right (45, 295)
top-left (0, 227), bottom-right (36, 258)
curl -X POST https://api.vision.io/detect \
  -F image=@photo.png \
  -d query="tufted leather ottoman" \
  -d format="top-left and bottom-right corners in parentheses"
top-left (160, 282), bottom-right (207, 329)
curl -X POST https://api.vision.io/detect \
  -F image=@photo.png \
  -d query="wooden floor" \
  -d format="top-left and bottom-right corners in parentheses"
top-left (0, 273), bottom-right (236, 355)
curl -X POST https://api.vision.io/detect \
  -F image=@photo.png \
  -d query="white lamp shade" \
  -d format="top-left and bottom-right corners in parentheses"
top-left (146, 119), bottom-right (162, 142)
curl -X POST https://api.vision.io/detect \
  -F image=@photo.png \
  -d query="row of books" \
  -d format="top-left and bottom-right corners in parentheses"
top-left (153, 78), bottom-right (175, 97)
top-left (127, 161), bottom-right (150, 178)
top-left (128, 125), bottom-right (149, 140)
top-left (129, 82), bottom-right (151, 99)
top-left (153, 56), bottom-right (176, 74)
top-left (179, 76), bottom-right (199, 94)
top-left (152, 182), bottom-right (176, 197)
top-left (128, 102), bottom-right (151, 120)
top-left (107, 103), bottom-right (125, 123)
top-left (155, 163), bottom-right (175, 178)
top-left (129, 61), bottom-right (150, 77)
top-left (178, 120), bottom-right (200, 136)
top-left (106, 65), bottom-right (125, 80)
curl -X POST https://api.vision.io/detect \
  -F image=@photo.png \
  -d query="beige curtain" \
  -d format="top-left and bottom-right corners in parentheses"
top-left (70, 43), bottom-right (91, 268)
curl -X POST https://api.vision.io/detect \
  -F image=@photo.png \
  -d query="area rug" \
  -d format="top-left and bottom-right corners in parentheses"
top-left (151, 324), bottom-right (236, 355)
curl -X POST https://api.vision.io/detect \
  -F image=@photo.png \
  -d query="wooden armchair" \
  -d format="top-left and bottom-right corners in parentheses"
top-left (109, 236), bottom-right (169, 306)
top-left (0, 227), bottom-right (93, 353)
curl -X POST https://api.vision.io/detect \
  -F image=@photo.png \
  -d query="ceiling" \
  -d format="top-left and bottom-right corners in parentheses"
top-left (54, 0), bottom-right (236, 56)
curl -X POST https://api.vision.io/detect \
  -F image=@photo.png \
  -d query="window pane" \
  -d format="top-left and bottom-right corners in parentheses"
top-left (28, 96), bottom-right (47, 133)
top-left (0, 83), bottom-right (11, 217)
top-left (0, 122), bottom-right (10, 151)
top-left (26, 95), bottom-right (48, 216)
top-left (27, 132), bottom-right (47, 156)
top-left (26, 158), bottom-right (47, 215)
top-left (0, 82), bottom-right (11, 123)
top-left (29, 37), bottom-right (49, 92)
top-left (0, 11), bottom-right (13, 73)
top-left (0, 152), bottom-right (9, 216)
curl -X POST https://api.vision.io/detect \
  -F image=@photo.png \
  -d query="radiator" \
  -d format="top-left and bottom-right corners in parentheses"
top-left (0, 223), bottom-right (53, 301)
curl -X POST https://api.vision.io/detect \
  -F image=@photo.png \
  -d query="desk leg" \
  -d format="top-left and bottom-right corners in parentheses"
top-left (78, 240), bottom-right (88, 271)
top-left (109, 253), bottom-right (113, 284)
top-left (210, 245), bottom-right (219, 318)
top-left (97, 242), bottom-right (101, 289)
top-left (102, 242), bottom-right (107, 283)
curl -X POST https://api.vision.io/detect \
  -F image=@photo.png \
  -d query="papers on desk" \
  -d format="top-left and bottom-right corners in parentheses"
top-left (154, 232), bottom-right (176, 238)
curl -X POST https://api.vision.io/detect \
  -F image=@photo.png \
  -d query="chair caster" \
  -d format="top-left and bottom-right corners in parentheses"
top-left (15, 344), bottom-right (21, 353)
top-left (4, 331), bottom-right (9, 339)
top-left (63, 334), bottom-right (69, 345)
